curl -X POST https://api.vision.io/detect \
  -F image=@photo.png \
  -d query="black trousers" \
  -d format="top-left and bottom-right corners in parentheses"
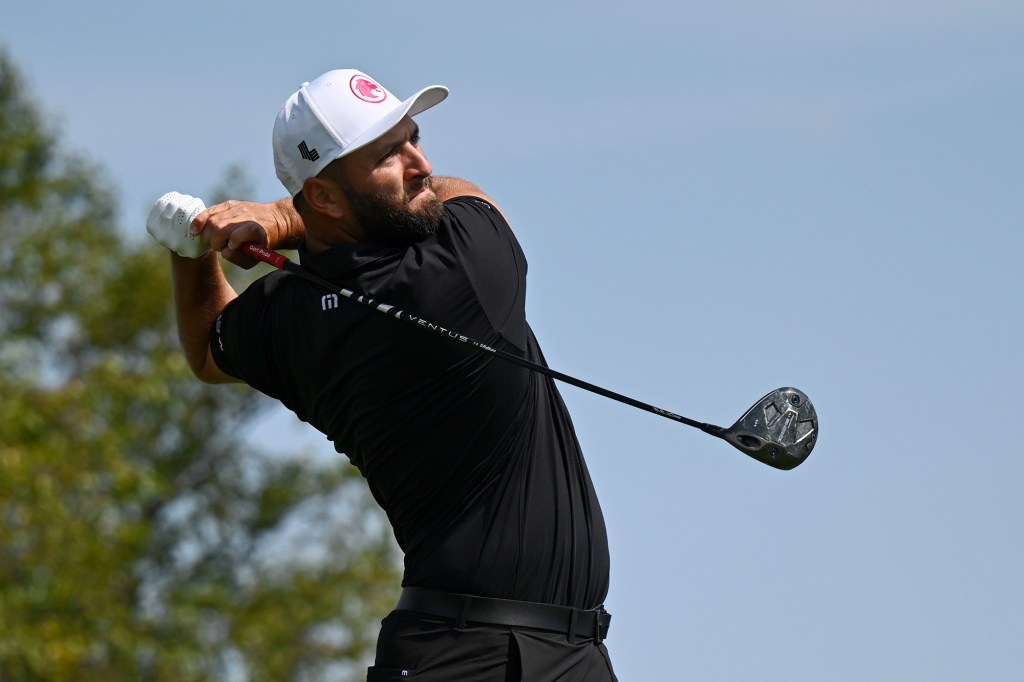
top-left (367, 610), bottom-right (619, 681)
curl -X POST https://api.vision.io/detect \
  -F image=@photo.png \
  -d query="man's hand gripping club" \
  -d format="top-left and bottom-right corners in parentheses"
top-left (147, 191), bottom-right (303, 268)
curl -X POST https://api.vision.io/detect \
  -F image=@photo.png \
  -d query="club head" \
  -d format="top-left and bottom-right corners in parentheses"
top-left (720, 387), bottom-right (818, 470)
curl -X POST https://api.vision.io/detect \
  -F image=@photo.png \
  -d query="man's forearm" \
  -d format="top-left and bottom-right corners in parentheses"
top-left (171, 251), bottom-right (237, 381)
top-left (429, 176), bottom-right (487, 202)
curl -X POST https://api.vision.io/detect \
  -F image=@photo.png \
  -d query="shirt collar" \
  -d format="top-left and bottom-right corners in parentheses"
top-left (297, 240), bottom-right (401, 280)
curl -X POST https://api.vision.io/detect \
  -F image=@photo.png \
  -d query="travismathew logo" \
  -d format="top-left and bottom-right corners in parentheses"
top-left (298, 140), bottom-right (320, 162)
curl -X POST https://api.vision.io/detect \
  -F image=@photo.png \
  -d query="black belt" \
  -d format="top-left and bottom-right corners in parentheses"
top-left (396, 587), bottom-right (611, 644)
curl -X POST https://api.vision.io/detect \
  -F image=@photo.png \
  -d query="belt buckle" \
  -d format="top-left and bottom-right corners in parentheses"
top-left (593, 605), bottom-right (609, 644)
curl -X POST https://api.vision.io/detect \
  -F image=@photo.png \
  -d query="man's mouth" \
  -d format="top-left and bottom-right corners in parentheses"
top-left (407, 181), bottom-right (431, 203)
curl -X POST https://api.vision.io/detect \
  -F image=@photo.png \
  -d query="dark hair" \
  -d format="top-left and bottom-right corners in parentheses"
top-left (292, 191), bottom-right (309, 221)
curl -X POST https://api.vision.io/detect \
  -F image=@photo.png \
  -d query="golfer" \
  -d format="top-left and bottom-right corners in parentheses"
top-left (160, 69), bottom-right (617, 681)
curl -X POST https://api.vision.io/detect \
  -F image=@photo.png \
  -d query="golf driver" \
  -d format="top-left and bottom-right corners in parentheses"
top-left (240, 243), bottom-right (818, 470)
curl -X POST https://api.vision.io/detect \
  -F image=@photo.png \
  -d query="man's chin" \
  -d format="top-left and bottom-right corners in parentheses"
top-left (348, 185), bottom-right (445, 246)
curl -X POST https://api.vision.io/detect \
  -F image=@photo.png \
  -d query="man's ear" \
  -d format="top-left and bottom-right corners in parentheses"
top-left (302, 176), bottom-right (347, 220)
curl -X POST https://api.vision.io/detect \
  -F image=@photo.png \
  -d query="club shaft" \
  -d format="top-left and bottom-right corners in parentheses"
top-left (243, 243), bottom-right (722, 436)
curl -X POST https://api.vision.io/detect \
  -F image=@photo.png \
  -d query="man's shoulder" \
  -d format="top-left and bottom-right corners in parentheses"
top-left (440, 195), bottom-right (515, 248)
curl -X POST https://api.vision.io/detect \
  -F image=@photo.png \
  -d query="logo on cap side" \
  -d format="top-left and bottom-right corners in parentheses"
top-left (298, 141), bottom-right (320, 162)
top-left (350, 75), bottom-right (387, 104)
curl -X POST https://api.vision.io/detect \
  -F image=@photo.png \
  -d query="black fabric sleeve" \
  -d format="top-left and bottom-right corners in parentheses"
top-left (441, 196), bottom-right (530, 351)
top-left (209, 271), bottom-right (289, 401)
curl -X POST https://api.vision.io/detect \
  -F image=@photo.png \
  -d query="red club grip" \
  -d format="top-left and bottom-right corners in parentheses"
top-left (243, 242), bottom-right (288, 269)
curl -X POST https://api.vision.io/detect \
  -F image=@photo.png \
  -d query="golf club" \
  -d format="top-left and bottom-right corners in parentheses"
top-left (242, 243), bottom-right (818, 470)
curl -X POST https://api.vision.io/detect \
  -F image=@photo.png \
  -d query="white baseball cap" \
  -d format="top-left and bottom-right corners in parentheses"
top-left (273, 69), bottom-right (448, 196)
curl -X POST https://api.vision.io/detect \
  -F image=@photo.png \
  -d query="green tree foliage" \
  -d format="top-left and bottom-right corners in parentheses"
top-left (0, 51), bottom-right (400, 681)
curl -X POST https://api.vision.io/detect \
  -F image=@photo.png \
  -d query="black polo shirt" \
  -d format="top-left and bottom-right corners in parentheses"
top-left (211, 196), bottom-right (610, 610)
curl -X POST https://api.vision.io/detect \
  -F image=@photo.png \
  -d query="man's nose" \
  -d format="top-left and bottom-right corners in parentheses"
top-left (404, 145), bottom-right (432, 178)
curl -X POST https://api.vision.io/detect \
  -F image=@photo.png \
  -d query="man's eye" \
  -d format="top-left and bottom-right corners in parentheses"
top-left (380, 136), bottom-right (420, 163)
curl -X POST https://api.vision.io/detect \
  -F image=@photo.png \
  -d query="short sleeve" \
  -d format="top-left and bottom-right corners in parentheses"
top-left (440, 196), bottom-right (529, 350)
top-left (209, 272), bottom-right (290, 401)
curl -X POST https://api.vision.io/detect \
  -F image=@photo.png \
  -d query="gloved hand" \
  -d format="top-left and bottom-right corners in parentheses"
top-left (146, 192), bottom-right (209, 258)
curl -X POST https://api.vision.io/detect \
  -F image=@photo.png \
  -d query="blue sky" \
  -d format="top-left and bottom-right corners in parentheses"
top-left (4, 1), bottom-right (1022, 679)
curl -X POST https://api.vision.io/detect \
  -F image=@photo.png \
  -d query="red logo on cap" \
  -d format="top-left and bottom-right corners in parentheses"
top-left (350, 75), bottom-right (387, 104)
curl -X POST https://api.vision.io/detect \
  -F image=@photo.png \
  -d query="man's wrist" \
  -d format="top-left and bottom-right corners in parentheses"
top-left (272, 198), bottom-right (305, 250)
top-left (170, 249), bottom-right (217, 267)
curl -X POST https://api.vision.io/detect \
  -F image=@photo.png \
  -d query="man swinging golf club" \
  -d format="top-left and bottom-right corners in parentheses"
top-left (150, 69), bottom-right (618, 681)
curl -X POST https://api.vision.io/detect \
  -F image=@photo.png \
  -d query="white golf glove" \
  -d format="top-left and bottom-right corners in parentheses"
top-left (146, 191), bottom-right (209, 258)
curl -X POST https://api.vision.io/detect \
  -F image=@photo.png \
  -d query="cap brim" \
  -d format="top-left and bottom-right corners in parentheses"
top-left (337, 85), bottom-right (449, 163)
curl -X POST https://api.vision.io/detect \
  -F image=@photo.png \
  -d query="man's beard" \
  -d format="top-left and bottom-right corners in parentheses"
top-left (343, 180), bottom-right (445, 246)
